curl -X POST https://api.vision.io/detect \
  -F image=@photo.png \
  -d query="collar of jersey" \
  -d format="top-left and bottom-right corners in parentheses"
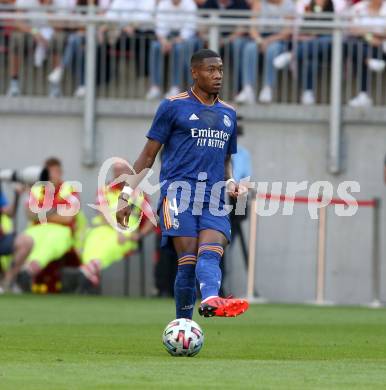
top-left (189, 88), bottom-right (219, 107)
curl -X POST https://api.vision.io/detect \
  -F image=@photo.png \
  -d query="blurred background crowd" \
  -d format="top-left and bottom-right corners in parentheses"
top-left (0, 0), bottom-right (385, 106)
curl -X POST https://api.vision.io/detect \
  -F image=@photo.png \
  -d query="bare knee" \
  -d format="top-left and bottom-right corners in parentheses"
top-left (198, 229), bottom-right (227, 248)
top-left (14, 234), bottom-right (34, 253)
top-left (172, 237), bottom-right (198, 256)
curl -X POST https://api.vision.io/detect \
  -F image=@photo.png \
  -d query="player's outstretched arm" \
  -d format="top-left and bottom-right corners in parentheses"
top-left (116, 139), bottom-right (162, 228)
top-left (224, 155), bottom-right (238, 199)
top-left (132, 139), bottom-right (163, 177)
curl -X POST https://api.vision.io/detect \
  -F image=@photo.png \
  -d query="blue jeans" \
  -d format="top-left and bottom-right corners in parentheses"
top-left (233, 37), bottom-right (289, 89)
top-left (344, 38), bottom-right (386, 93)
top-left (263, 40), bottom-right (289, 87)
top-left (232, 37), bottom-right (256, 90)
top-left (296, 36), bottom-right (332, 91)
top-left (149, 37), bottom-right (202, 88)
top-left (62, 32), bottom-right (85, 87)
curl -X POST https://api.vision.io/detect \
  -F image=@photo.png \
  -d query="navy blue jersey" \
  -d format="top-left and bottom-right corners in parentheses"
top-left (147, 89), bottom-right (238, 205)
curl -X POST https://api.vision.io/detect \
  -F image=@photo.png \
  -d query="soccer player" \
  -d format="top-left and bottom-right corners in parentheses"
top-left (116, 49), bottom-right (249, 319)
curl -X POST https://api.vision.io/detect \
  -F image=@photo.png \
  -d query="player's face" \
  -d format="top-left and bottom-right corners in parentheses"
top-left (193, 58), bottom-right (223, 95)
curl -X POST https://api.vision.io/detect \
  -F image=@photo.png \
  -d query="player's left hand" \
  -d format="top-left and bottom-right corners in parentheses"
top-left (226, 181), bottom-right (248, 199)
top-left (116, 197), bottom-right (131, 229)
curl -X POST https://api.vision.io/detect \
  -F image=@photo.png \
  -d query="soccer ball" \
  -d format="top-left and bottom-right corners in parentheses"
top-left (162, 318), bottom-right (204, 357)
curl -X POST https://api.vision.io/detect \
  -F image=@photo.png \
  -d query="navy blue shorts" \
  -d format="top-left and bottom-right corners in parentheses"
top-left (158, 195), bottom-right (231, 247)
top-left (0, 233), bottom-right (15, 256)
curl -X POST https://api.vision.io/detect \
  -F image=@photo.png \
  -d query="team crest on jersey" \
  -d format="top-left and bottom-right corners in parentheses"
top-left (223, 114), bottom-right (232, 127)
top-left (173, 218), bottom-right (180, 230)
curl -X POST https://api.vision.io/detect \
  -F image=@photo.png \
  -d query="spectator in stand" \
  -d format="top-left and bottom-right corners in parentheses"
top-left (347, 0), bottom-right (386, 107)
top-left (0, 1), bottom-right (15, 83)
top-left (46, 0), bottom-right (78, 97)
top-left (7, 0), bottom-right (76, 97)
top-left (234, 0), bottom-right (295, 104)
top-left (98, 0), bottom-right (156, 82)
top-left (197, 0), bottom-right (251, 11)
top-left (146, 0), bottom-right (201, 100)
top-left (48, 0), bottom-right (111, 98)
top-left (7, 0), bottom-right (51, 96)
top-left (296, 0), bottom-right (347, 13)
top-left (0, 158), bottom-right (85, 292)
top-left (267, 0), bottom-right (335, 105)
top-left (198, 0), bottom-right (252, 94)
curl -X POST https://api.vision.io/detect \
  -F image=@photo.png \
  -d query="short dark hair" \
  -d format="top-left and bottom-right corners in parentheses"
top-left (191, 49), bottom-right (221, 66)
top-left (44, 157), bottom-right (62, 169)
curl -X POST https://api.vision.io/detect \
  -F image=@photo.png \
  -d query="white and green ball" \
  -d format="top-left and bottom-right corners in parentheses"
top-left (162, 318), bottom-right (204, 357)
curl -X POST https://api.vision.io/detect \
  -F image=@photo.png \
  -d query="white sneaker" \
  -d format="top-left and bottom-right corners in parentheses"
top-left (234, 85), bottom-right (256, 104)
top-left (6, 79), bottom-right (21, 97)
top-left (349, 92), bottom-right (373, 107)
top-left (165, 86), bottom-right (181, 99)
top-left (273, 51), bottom-right (292, 70)
top-left (74, 85), bottom-right (86, 98)
top-left (367, 58), bottom-right (386, 73)
top-left (146, 85), bottom-right (161, 101)
top-left (301, 90), bottom-right (315, 105)
top-left (34, 44), bottom-right (47, 67)
top-left (258, 85), bottom-right (273, 104)
top-left (48, 66), bottom-right (64, 84)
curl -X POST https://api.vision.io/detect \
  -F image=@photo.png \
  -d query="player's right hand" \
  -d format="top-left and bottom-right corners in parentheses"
top-left (116, 197), bottom-right (131, 229)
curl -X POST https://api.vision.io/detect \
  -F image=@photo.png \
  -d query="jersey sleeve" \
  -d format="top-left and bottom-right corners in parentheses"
top-left (146, 99), bottom-right (173, 144)
top-left (227, 113), bottom-right (238, 155)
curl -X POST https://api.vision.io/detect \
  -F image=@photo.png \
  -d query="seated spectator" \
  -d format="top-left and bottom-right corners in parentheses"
top-left (7, 0), bottom-right (51, 96)
top-left (234, 0), bottom-right (294, 104)
top-left (7, 0), bottom-right (76, 97)
top-left (347, 0), bottom-right (386, 107)
top-left (1, 158), bottom-right (84, 292)
top-left (198, 0), bottom-right (252, 88)
top-left (43, 0), bottom-right (78, 97)
top-left (48, 0), bottom-right (109, 98)
top-left (65, 161), bottom-right (154, 294)
top-left (198, 0), bottom-right (251, 10)
top-left (146, 0), bottom-right (201, 100)
top-left (98, 0), bottom-right (156, 85)
top-left (265, 0), bottom-right (335, 105)
top-left (296, 0), bottom-right (347, 14)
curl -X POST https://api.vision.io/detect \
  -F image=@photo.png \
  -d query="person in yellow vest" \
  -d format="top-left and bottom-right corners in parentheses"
top-left (76, 161), bottom-right (154, 294)
top-left (1, 157), bottom-right (81, 292)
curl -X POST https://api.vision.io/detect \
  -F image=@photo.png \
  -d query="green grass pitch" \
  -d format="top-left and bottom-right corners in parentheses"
top-left (1, 295), bottom-right (386, 389)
